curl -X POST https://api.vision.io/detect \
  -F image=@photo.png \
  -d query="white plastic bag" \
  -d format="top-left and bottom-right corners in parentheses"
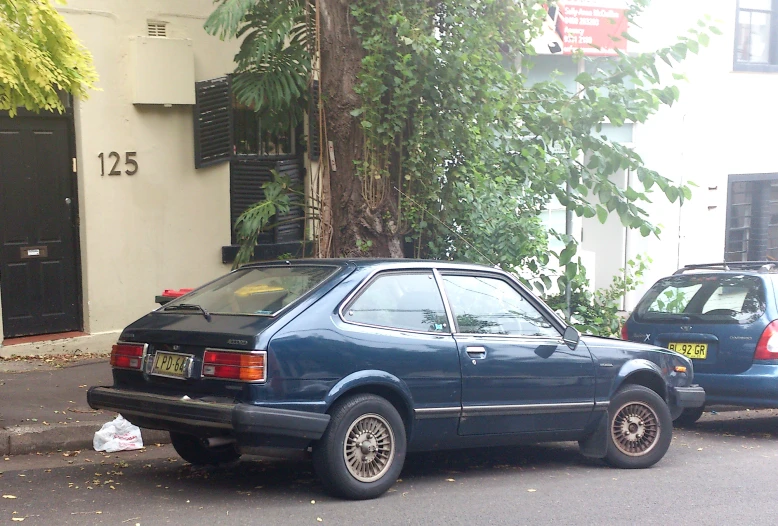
top-left (93, 415), bottom-right (144, 452)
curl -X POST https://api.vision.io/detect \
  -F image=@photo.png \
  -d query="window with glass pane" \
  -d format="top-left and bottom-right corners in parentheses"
top-left (233, 100), bottom-right (295, 156)
top-left (345, 272), bottom-right (449, 332)
top-left (441, 275), bottom-right (559, 337)
top-left (736, 0), bottom-right (777, 68)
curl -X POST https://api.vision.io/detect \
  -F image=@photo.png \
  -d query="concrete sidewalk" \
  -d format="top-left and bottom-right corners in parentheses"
top-left (0, 358), bottom-right (168, 455)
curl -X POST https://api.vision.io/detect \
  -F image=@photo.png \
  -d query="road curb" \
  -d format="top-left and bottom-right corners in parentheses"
top-left (1, 422), bottom-right (170, 456)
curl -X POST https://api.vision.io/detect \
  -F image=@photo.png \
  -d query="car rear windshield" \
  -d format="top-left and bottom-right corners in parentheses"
top-left (634, 274), bottom-right (766, 325)
top-left (162, 265), bottom-right (338, 316)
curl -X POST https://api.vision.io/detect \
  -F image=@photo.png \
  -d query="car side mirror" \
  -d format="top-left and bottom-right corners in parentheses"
top-left (563, 325), bottom-right (580, 350)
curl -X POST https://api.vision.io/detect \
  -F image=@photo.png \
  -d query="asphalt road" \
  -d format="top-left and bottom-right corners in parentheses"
top-left (2, 409), bottom-right (778, 526)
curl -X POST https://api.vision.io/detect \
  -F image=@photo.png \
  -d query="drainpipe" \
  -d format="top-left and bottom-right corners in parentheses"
top-left (566, 57), bottom-right (586, 321)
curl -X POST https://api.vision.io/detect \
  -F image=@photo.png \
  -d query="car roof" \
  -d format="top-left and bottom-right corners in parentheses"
top-left (673, 261), bottom-right (778, 276)
top-left (241, 258), bottom-right (500, 273)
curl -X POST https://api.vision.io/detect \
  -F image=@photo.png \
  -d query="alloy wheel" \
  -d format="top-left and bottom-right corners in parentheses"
top-left (611, 401), bottom-right (660, 457)
top-left (343, 413), bottom-right (395, 482)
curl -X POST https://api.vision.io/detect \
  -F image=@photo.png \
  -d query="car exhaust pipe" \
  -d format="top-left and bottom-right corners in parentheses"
top-left (206, 437), bottom-right (237, 447)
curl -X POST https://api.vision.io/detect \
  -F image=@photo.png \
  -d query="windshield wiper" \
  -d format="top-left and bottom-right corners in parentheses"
top-left (164, 303), bottom-right (212, 322)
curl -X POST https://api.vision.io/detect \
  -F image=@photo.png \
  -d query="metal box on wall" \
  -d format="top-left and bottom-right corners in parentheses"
top-left (130, 36), bottom-right (195, 105)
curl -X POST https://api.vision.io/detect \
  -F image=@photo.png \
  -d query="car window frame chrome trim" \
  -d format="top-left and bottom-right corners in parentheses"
top-left (338, 268), bottom-right (454, 336)
top-left (434, 269), bottom-right (565, 339)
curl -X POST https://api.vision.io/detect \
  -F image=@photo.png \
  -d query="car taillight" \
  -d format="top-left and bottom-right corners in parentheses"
top-left (202, 349), bottom-right (266, 382)
top-left (110, 343), bottom-right (145, 370)
top-left (621, 322), bottom-right (629, 341)
top-left (755, 320), bottom-right (778, 360)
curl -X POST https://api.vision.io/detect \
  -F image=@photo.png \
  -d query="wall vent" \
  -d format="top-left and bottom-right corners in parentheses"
top-left (147, 22), bottom-right (167, 37)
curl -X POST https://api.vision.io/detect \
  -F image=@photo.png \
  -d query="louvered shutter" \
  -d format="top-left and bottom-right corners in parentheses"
top-left (230, 157), bottom-right (305, 244)
top-left (193, 77), bottom-right (232, 168)
top-left (273, 158), bottom-right (304, 242)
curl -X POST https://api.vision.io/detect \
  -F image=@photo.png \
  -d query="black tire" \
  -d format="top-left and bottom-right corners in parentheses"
top-left (673, 406), bottom-right (705, 427)
top-left (169, 432), bottom-right (241, 466)
top-left (604, 384), bottom-right (672, 469)
top-left (313, 394), bottom-right (407, 500)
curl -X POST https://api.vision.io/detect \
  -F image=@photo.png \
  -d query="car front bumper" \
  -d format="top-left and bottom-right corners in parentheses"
top-left (87, 386), bottom-right (330, 441)
top-left (672, 385), bottom-right (706, 408)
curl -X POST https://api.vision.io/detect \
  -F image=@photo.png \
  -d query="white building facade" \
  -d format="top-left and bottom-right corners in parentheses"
top-left (533, 0), bottom-right (778, 309)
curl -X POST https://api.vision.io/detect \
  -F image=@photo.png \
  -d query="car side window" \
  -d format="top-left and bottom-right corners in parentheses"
top-left (345, 271), bottom-right (449, 333)
top-left (441, 274), bottom-right (559, 337)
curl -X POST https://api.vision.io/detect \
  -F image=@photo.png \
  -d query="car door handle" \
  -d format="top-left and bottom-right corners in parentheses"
top-left (466, 346), bottom-right (487, 359)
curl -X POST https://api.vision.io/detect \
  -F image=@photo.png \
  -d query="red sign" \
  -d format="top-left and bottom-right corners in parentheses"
top-left (538, 1), bottom-right (629, 56)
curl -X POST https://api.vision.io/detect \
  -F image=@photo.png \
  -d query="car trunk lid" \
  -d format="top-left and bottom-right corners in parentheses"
top-left (113, 313), bottom-right (275, 398)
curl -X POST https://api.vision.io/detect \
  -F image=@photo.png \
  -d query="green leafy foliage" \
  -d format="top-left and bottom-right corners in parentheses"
top-left (0, 0), bottom-right (97, 116)
top-left (210, 0), bottom-right (718, 297)
top-left (544, 255), bottom-right (651, 337)
top-left (204, 0), bottom-right (313, 132)
top-left (233, 171), bottom-right (292, 269)
top-left (348, 0), bottom-right (716, 283)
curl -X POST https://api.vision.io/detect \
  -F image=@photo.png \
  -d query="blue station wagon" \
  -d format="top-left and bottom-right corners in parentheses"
top-left (623, 261), bottom-right (778, 424)
top-left (89, 259), bottom-right (704, 499)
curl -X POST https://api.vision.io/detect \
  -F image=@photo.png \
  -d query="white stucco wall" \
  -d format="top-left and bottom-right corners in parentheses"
top-left (61, 0), bottom-right (239, 334)
top-left (581, 0), bottom-right (778, 310)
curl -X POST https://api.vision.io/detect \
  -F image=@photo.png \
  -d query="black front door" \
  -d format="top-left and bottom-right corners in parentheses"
top-left (0, 116), bottom-right (81, 338)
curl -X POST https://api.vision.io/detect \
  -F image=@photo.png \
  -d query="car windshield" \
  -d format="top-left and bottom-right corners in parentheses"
top-left (634, 274), bottom-right (766, 325)
top-left (162, 265), bottom-right (338, 316)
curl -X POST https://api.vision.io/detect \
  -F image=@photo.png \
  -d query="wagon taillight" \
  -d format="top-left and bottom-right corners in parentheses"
top-left (202, 349), bottom-right (266, 382)
top-left (110, 343), bottom-right (145, 370)
top-left (755, 320), bottom-right (778, 360)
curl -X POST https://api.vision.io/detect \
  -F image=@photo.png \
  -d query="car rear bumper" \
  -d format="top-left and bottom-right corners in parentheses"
top-left (695, 363), bottom-right (778, 407)
top-left (672, 385), bottom-right (706, 408)
top-left (87, 386), bottom-right (330, 441)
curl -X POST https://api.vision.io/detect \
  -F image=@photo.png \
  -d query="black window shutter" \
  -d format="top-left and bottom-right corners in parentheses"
top-left (308, 80), bottom-right (321, 161)
top-left (230, 157), bottom-right (305, 245)
top-left (193, 77), bottom-right (233, 168)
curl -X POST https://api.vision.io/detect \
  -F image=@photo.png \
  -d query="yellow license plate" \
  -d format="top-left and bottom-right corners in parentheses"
top-left (668, 342), bottom-right (707, 359)
top-left (151, 352), bottom-right (190, 378)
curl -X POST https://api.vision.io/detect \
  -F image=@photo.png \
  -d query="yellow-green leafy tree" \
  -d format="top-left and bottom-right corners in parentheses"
top-left (0, 0), bottom-right (97, 116)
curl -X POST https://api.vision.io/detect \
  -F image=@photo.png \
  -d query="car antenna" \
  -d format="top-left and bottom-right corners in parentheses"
top-left (393, 186), bottom-right (497, 267)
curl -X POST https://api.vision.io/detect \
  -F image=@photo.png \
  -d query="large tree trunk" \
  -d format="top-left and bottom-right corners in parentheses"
top-left (318, 0), bottom-right (404, 258)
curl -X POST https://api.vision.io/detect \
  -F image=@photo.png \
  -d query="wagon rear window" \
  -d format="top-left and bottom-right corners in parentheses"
top-left (163, 265), bottom-right (337, 316)
top-left (634, 274), bottom-right (765, 324)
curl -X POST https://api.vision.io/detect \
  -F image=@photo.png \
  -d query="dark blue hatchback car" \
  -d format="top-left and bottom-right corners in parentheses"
top-left (89, 259), bottom-right (703, 499)
top-left (623, 261), bottom-right (778, 425)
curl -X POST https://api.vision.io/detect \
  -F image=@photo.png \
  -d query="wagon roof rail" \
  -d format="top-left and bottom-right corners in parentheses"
top-left (673, 261), bottom-right (778, 274)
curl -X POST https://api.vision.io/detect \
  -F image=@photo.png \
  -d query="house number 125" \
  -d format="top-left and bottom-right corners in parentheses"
top-left (99, 151), bottom-right (138, 176)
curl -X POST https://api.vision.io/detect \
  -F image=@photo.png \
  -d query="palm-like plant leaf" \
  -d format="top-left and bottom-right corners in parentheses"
top-left (205, 0), bottom-right (313, 116)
